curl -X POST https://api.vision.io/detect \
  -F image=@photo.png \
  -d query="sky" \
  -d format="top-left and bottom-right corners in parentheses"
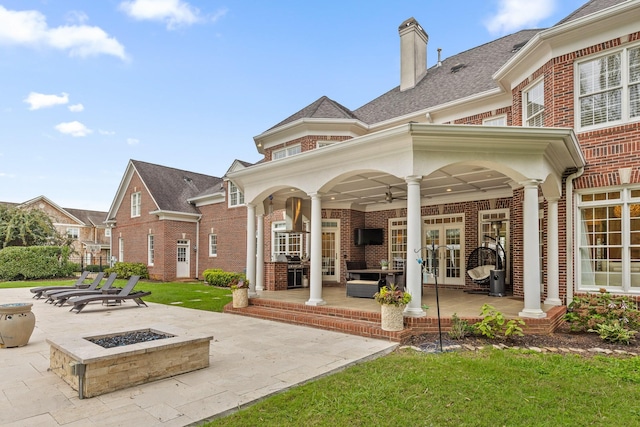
top-left (0, 0), bottom-right (589, 212)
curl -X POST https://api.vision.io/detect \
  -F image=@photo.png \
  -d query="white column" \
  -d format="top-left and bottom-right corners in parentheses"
top-left (404, 176), bottom-right (425, 317)
top-left (245, 203), bottom-right (257, 297)
top-left (306, 192), bottom-right (326, 306)
top-left (544, 197), bottom-right (561, 306)
top-left (519, 181), bottom-right (546, 318)
top-left (256, 213), bottom-right (265, 292)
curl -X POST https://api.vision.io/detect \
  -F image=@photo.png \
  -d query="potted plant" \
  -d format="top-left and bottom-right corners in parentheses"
top-left (230, 278), bottom-right (249, 308)
top-left (380, 259), bottom-right (389, 270)
top-left (374, 284), bottom-right (411, 331)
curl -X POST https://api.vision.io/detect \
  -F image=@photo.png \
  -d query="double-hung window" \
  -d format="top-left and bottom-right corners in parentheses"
top-left (131, 192), bottom-right (141, 217)
top-left (148, 235), bottom-right (154, 266)
top-left (66, 227), bottom-right (79, 239)
top-left (209, 234), bottom-right (217, 257)
top-left (272, 222), bottom-right (301, 258)
top-left (578, 45), bottom-right (640, 129)
top-left (524, 80), bottom-right (544, 127)
top-left (228, 182), bottom-right (244, 207)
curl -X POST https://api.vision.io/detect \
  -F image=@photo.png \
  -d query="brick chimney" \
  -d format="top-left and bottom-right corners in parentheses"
top-left (398, 17), bottom-right (428, 92)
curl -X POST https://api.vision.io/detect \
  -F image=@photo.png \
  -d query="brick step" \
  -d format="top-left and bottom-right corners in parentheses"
top-left (247, 297), bottom-right (382, 323)
top-left (225, 303), bottom-right (411, 342)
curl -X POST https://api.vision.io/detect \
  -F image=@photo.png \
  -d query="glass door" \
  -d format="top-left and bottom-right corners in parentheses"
top-left (321, 220), bottom-right (340, 282)
top-left (422, 217), bottom-right (464, 285)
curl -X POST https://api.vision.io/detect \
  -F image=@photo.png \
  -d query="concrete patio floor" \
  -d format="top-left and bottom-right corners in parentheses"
top-left (0, 288), bottom-right (396, 427)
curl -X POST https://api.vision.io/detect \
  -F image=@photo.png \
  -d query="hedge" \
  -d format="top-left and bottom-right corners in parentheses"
top-left (0, 246), bottom-right (74, 281)
top-left (202, 269), bottom-right (246, 287)
top-left (105, 262), bottom-right (149, 279)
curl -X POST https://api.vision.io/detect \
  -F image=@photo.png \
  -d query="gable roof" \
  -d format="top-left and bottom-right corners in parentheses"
top-left (63, 208), bottom-right (108, 227)
top-left (354, 29), bottom-right (540, 125)
top-left (130, 160), bottom-right (223, 214)
top-left (268, 96), bottom-right (359, 131)
top-left (554, 0), bottom-right (628, 25)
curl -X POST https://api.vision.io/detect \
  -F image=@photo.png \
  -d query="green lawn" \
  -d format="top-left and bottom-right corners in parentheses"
top-left (0, 277), bottom-right (232, 311)
top-left (205, 348), bottom-right (640, 426)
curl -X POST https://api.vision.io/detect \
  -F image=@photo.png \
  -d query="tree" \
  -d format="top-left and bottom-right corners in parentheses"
top-left (0, 205), bottom-right (65, 248)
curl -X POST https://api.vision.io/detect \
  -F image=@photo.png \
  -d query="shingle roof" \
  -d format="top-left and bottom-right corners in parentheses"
top-left (63, 208), bottom-right (108, 226)
top-left (131, 160), bottom-right (222, 214)
top-left (554, 0), bottom-right (628, 25)
top-left (353, 29), bottom-right (540, 124)
top-left (268, 96), bottom-right (359, 131)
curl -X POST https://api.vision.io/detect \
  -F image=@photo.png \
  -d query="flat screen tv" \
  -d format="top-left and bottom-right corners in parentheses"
top-left (354, 228), bottom-right (384, 246)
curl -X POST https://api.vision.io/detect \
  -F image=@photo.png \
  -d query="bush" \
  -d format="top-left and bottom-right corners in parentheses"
top-left (565, 289), bottom-right (640, 344)
top-left (448, 313), bottom-right (473, 340)
top-left (473, 304), bottom-right (525, 339)
top-left (105, 262), bottom-right (149, 279)
top-left (202, 269), bottom-right (246, 287)
top-left (0, 246), bottom-right (74, 281)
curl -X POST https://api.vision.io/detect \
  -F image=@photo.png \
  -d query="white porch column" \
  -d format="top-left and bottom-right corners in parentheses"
top-left (306, 192), bottom-right (326, 306)
top-left (404, 175), bottom-right (425, 317)
top-left (519, 181), bottom-right (546, 318)
top-left (245, 203), bottom-right (257, 297)
top-left (256, 213), bottom-right (265, 292)
top-left (544, 197), bottom-right (561, 306)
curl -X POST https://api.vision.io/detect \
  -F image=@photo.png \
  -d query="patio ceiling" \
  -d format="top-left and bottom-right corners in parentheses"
top-left (271, 164), bottom-right (513, 208)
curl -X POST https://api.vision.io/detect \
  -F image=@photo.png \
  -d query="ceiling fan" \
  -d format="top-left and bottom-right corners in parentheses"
top-left (384, 185), bottom-right (406, 203)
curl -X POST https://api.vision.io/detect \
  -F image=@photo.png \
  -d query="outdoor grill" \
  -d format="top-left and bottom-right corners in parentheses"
top-left (285, 255), bottom-right (307, 288)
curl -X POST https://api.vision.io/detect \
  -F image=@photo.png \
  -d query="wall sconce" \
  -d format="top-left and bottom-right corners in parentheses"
top-left (193, 246), bottom-right (197, 252)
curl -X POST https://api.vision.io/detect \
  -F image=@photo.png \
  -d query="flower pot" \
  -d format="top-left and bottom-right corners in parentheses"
top-left (232, 288), bottom-right (249, 308)
top-left (380, 304), bottom-right (405, 331)
top-left (381, 266), bottom-right (388, 270)
top-left (0, 303), bottom-right (36, 348)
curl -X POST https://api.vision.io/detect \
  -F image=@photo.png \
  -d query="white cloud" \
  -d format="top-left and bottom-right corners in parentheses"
top-left (99, 129), bottom-right (115, 135)
top-left (119, 0), bottom-right (214, 30)
top-left (126, 137), bottom-right (140, 145)
top-left (484, 0), bottom-right (557, 35)
top-left (0, 172), bottom-right (16, 178)
top-left (0, 6), bottom-right (127, 60)
top-left (24, 92), bottom-right (69, 110)
top-left (68, 103), bottom-right (84, 112)
top-left (55, 121), bottom-right (92, 137)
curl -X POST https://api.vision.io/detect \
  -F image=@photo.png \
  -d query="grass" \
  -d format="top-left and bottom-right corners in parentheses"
top-left (206, 348), bottom-right (640, 426)
top-left (0, 277), bottom-right (232, 312)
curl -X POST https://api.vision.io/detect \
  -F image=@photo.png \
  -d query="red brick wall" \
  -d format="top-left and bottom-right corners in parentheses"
top-left (263, 135), bottom-right (352, 161)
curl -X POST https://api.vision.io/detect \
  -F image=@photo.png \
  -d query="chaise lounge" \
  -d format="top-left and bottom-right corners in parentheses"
top-left (30, 271), bottom-right (90, 299)
top-left (43, 272), bottom-right (104, 303)
top-left (68, 276), bottom-right (150, 313)
top-left (47, 273), bottom-right (118, 306)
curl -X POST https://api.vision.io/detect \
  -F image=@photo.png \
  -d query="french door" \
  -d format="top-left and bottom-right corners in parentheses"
top-left (422, 217), bottom-right (464, 285)
top-left (321, 220), bottom-right (340, 282)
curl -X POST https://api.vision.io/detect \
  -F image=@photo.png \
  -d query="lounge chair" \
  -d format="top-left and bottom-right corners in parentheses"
top-left (30, 271), bottom-right (91, 299)
top-left (68, 276), bottom-right (150, 313)
top-left (43, 272), bottom-right (105, 303)
top-left (48, 273), bottom-right (119, 306)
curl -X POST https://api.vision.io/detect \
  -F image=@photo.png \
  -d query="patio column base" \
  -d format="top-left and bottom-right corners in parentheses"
top-left (305, 299), bottom-right (326, 306)
top-left (518, 308), bottom-right (547, 319)
top-left (249, 291), bottom-right (259, 298)
top-left (543, 297), bottom-right (562, 306)
top-left (403, 307), bottom-right (426, 317)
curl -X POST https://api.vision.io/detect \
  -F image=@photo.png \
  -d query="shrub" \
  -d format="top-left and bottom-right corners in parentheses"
top-left (448, 313), bottom-right (473, 340)
top-left (473, 304), bottom-right (525, 339)
top-left (0, 246), bottom-right (74, 280)
top-left (565, 289), bottom-right (640, 344)
top-left (105, 262), bottom-right (149, 279)
top-left (202, 269), bottom-right (246, 287)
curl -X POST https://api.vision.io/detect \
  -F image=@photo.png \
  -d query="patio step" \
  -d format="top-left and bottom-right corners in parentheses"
top-left (224, 298), bottom-right (412, 342)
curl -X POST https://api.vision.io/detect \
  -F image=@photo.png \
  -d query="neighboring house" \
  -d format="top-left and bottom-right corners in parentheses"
top-left (5, 196), bottom-right (110, 264)
top-left (222, 0), bottom-right (640, 319)
top-left (106, 159), bottom-right (248, 281)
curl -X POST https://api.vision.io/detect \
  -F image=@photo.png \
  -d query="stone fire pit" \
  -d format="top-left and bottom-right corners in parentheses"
top-left (47, 325), bottom-right (212, 398)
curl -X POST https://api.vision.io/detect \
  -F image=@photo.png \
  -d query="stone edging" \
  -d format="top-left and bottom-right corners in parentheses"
top-left (400, 343), bottom-right (639, 357)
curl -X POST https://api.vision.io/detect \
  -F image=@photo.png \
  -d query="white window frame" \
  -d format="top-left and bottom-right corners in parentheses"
top-left (147, 235), bottom-right (154, 266)
top-left (576, 44), bottom-right (640, 131)
top-left (271, 221), bottom-right (302, 259)
top-left (483, 115), bottom-right (506, 126)
top-left (118, 238), bottom-right (124, 263)
top-left (66, 227), bottom-right (80, 239)
top-left (388, 218), bottom-right (408, 269)
top-left (317, 141), bottom-right (333, 149)
top-left (523, 79), bottom-right (544, 127)
top-left (131, 192), bottom-right (141, 217)
top-left (272, 144), bottom-right (301, 160)
top-left (209, 233), bottom-right (218, 257)
top-left (105, 228), bottom-right (111, 237)
top-left (228, 181), bottom-right (244, 207)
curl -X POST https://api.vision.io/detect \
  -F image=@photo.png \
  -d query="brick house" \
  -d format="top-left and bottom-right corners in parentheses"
top-left (105, 159), bottom-right (249, 281)
top-left (4, 196), bottom-right (110, 264)
top-left (223, 0), bottom-right (640, 319)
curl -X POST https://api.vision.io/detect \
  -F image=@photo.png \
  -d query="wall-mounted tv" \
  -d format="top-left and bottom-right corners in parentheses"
top-left (354, 228), bottom-right (384, 246)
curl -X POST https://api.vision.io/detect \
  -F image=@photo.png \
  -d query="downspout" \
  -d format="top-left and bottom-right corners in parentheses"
top-left (195, 219), bottom-right (200, 280)
top-left (565, 167), bottom-right (584, 305)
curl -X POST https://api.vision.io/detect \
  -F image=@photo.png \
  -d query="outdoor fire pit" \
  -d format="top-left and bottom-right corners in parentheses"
top-left (47, 325), bottom-right (212, 398)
